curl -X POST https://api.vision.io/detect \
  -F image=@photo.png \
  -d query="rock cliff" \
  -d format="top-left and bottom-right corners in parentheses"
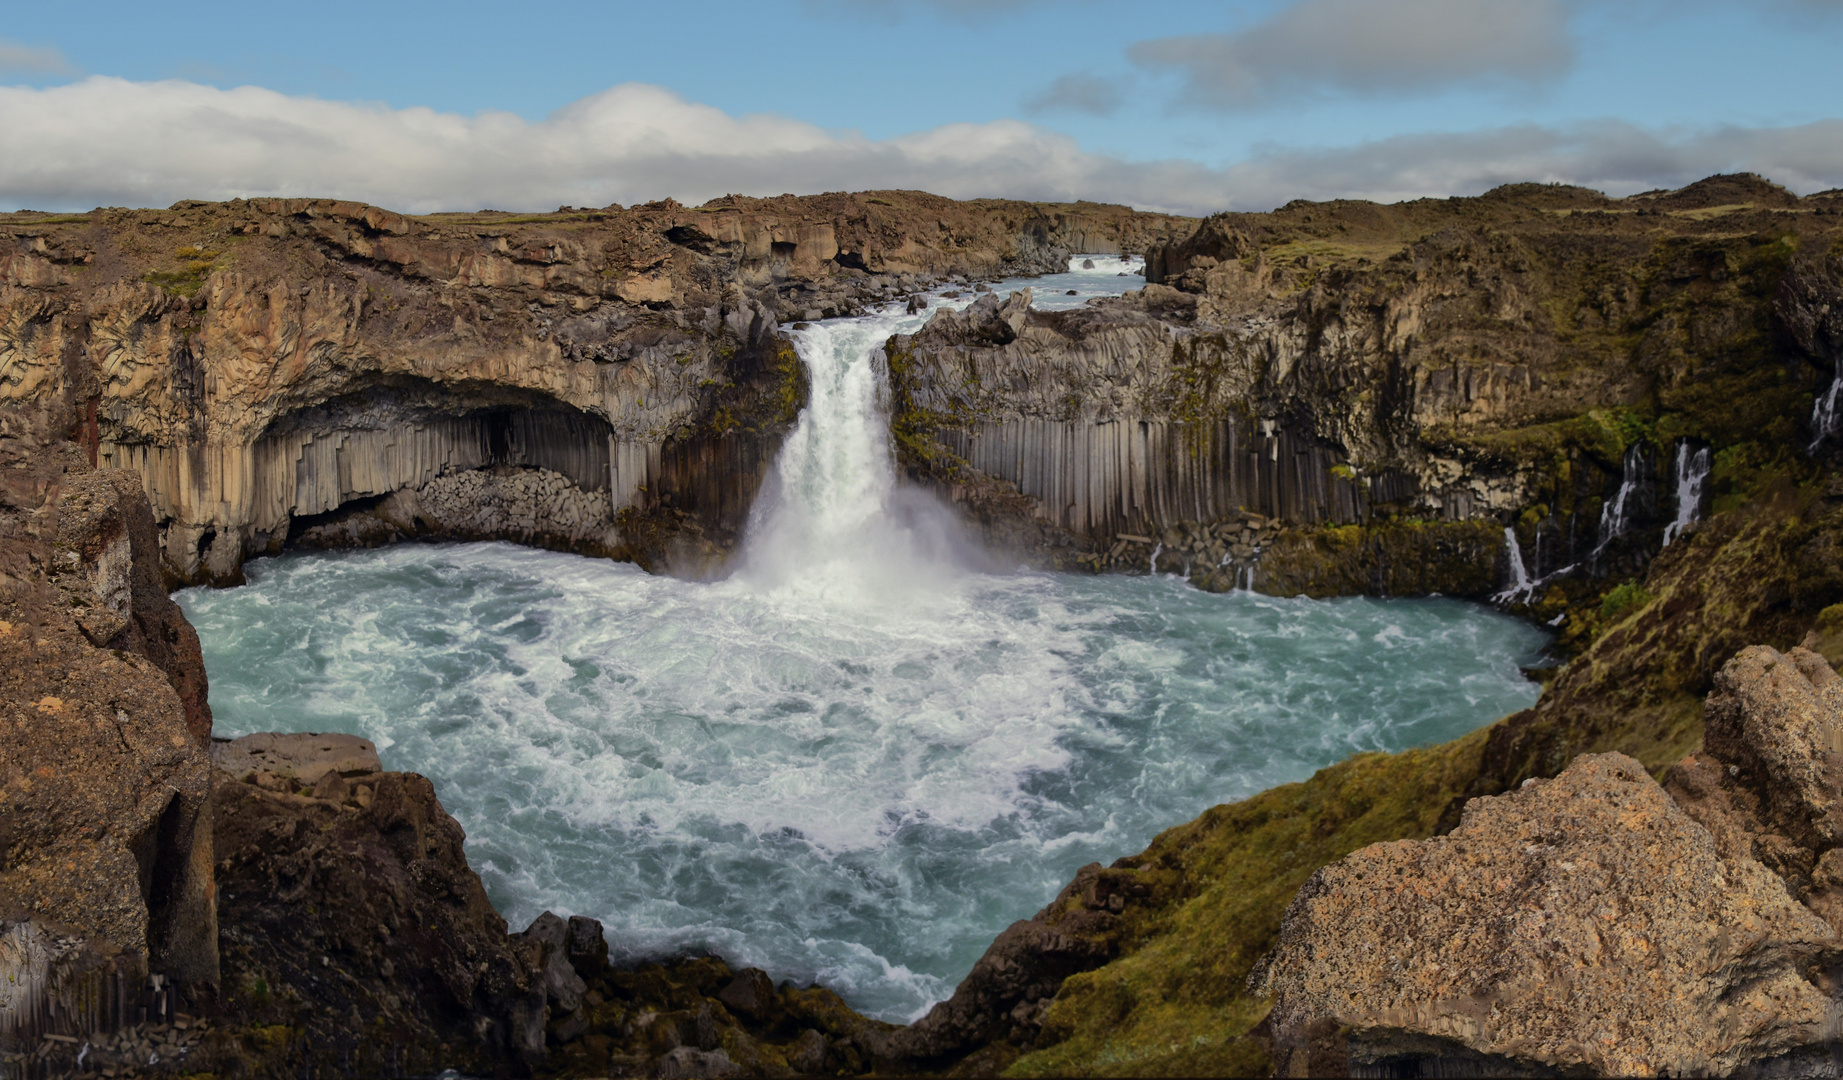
top-left (1258, 646), bottom-right (1843, 1077)
top-left (889, 174), bottom-right (1843, 604)
top-left (0, 193), bottom-right (1184, 585)
top-left (1, 399), bottom-right (218, 1064)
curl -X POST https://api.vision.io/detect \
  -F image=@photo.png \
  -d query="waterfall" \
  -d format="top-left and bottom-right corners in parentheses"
top-left (739, 307), bottom-right (969, 598)
top-left (1494, 527), bottom-right (1535, 604)
top-left (1591, 444), bottom-right (1646, 565)
top-left (1812, 362), bottom-right (1843, 452)
top-left (1148, 541), bottom-right (1163, 576)
top-left (1495, 524), bottom-right (1577, 605)
top-left (1661, 442), bottom-right (1711, 546)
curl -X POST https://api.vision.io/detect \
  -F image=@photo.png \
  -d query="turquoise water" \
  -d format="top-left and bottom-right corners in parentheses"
top-left (181, 254), bottom-right (1546, 1021)
top-left (179, 544), bottom-right (1545, 1021)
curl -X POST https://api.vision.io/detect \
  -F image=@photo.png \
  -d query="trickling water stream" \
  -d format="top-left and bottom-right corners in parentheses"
top-left (1812, 363), bottom-right (1842, 452)
top-left (1592, 444), bottom-right (1648, 567)
top-left (1662, 441), bottom-right (1711, 546)
top-left (179, 258), bottom-right (1548, 1022)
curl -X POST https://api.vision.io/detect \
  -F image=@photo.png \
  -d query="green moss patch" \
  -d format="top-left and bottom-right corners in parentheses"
top-left (1009, 731), bottom-right (1491, 1077)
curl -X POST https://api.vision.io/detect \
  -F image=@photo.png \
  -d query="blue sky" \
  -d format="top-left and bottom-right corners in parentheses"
top-left (2, 0), bottom-right (1840, 214)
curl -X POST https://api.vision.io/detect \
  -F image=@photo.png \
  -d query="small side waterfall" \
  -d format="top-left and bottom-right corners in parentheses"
top-left (1495, 524), bottom-right (1578, 605)
top-left (1812, 362), bottom-right (1843, 452)
top-left (1495, 527), bottom-right (1535, 603)
top-left (1661, 441), bottom-right (1711, 546)
top-left (1591, 444), bottom-right (1647, 566)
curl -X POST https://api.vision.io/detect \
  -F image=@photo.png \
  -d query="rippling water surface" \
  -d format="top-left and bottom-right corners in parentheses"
top-left (180, 547), bottom-right (1544, 1020)
top-left (179, 255), bottom-right (1547, 1021)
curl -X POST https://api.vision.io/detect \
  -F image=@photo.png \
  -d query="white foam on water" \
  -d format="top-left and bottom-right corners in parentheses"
top-left (181, 548), bottom-right (1546, 1022)
top-left (178, 253), bottom-right (1546, 1023)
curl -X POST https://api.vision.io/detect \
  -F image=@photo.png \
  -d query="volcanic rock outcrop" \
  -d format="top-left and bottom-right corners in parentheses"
top-left (889, 174), bottom-right (1843, 599)
top-left (188, 733), bottom-right (907, 1079)
top-left (1, 402), bottom-right (218, 1060)
top-left (1257, 645), bottom-right (1843, 1077)
top-left (0, 193), bottom-right (1184, 584)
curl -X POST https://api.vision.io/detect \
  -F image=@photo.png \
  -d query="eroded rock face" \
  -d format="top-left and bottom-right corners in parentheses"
top-left (0, 194), bottom-right (1180, 584)
top-left (888, 175), bottom-right (1843, 596)
top-left (1, 403), bottom-right (218, 1049)
top-left (1260, 752), bottom-right (1837, 1077)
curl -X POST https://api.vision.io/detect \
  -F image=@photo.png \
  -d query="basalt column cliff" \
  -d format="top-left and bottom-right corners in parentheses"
top-left (0, 194), bottom-right (1186, 584)
top-left (891, 174), bottom-right (1843, 601)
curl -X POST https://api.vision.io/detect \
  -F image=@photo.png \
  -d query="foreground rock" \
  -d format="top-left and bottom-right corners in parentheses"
top-left (189, 732), bottom-right (900, 1078)
top-left (1260, 752), bottom-right (1836, 1076)
top-left (2, 402), bottom-right (218, 1065)
top-left (1259, 645), bottom-right (1843, 1077)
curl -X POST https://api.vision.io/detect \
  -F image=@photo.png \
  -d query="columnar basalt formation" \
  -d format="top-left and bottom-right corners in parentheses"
top-left (0, 194), bottom-right (1186, 584)
top-left (890, 175), bottom-right (1843, 601)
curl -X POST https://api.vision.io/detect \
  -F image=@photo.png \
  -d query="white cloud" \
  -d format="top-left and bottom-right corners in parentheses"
top-left (1131, 0), bottom-right (1574, 110)
top-left (0, 76), bottom-right (1227, 214)
top-left (1217, 120), bottom-right (1843, 207)
top-left (0, 37), bottom-right (71, 74)
top-left (0, 77), bottom-right (1839, 218)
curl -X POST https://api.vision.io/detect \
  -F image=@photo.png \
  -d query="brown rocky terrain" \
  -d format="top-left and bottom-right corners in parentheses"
top-left (0, 193), bottom-right (1185, 585)
top-left (8, 175), bottom-right (1843, 1078)
top-left (889, 174), bottom-right (1843, 603)
top-left (1258, 646), bottom-right (1843, 1077)
top-left (1, 400), bottom-right (218, 1068)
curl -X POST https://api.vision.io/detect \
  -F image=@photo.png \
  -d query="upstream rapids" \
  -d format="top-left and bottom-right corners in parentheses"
top-left (179, 258), bottom-right (1547, 1022)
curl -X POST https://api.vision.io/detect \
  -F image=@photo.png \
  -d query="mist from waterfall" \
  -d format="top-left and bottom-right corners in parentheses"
top-left (736, 309), bottom-right (976, 602)
top-left (176, 256), bottom-right (1551, 1024)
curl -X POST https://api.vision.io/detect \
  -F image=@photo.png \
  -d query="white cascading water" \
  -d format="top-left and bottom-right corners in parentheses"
top-left (1494, 524), bottom-right (1577, 606)
top-left (1495, 527), bottom-right (1535, 604)
top-left (1591, 444), bottom-right (1646, 564)
top-left (177, 256), bottom-right (1551, 1023)
top-left (738, 310), bottom-right (973, 601)
top-left (1661, 442), bottom-right (1711, 546)
top-left (1812, 363), bottom-right (1842, 452)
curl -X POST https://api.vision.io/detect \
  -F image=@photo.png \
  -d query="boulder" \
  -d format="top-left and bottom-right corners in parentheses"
top-left (1, 426), bottom-right (218, 1015)
top-left (1701, 644), bottom-right (1843, 847)
top-left (1258, 752), bottom-right (1838, 1077)
top-left (210, 730), bottom-right (381, 783)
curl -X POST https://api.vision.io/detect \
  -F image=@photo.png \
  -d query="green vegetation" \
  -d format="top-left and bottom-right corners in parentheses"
top-left (884, 339), bottom-right (975, 478)
top-left (1010, 731), bottom-right (1491, 1077)
top-left (1599, 579), bottom-right (1654, 622)
top-left (143, 244), bottom-right (222, 297)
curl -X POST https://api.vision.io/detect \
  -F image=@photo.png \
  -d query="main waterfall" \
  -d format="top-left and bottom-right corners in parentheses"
top-left (178, 258), bottom-right (1549, 1022)
top-left (738, 308), bottom-right (971, 598)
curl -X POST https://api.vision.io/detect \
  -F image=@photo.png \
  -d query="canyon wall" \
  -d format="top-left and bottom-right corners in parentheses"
top-left (1, 398), bottom-right (218, 1060)
top-left (0, 193), bottom-right (1188, 584)
top-left (890, 174), bottom-right (1843, 600)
